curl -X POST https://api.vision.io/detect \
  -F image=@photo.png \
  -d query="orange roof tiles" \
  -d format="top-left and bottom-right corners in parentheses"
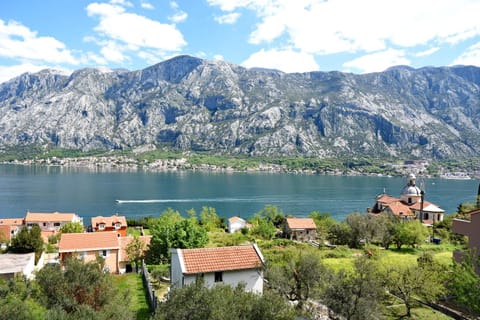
top-left (286, 218), bottom-right (317, 230)
top-left (25, 212), bottom-right (77, 223)
top-left (180, 245), bottom-right (264, 274)
top-left (386, 201), bottom-right (415, 216)
top-left (0, 225), bottom-right (13, 241)
top-left (91, 215), bottom-right (127, 227)
top-left (0, 218), bottom-right (24, 226)
top-left (376, 194), bottom-right (399, 204)
top-left (58, 232), bottom-right (120, 252)
top-left (228, 216), bottom-right (245, 223)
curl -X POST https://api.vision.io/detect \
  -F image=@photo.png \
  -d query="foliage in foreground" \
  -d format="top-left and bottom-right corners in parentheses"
top-left (153, 281), bottom-right (295, 320)
top-left (35, 257), bottom-right (133, 319)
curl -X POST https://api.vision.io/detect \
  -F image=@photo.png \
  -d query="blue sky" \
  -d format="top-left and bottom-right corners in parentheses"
top-left (1, 0), bottom-right (480, 83)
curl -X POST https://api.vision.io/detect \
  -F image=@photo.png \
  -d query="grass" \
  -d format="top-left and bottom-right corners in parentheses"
top-left (113, 273), bottom-right (151, 320)
top-left (385, 304), bottom-right (454, 320)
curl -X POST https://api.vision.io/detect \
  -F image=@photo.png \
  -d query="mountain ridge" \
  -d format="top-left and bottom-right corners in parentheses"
top-left (1, 55), bottom-right (480, 160)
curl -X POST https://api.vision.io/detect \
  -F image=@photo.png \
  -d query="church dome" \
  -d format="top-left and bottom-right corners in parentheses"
top-left (401, 184), bottom-right (422, 196)
top-left (400, 173), bottom-right (423, 204)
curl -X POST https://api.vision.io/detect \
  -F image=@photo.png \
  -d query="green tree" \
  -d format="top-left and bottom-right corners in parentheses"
top-left (199, 206), bottom-right (223, 231)
top-left (9, 224), bottom-right (44, 263)
top-left (125, 235), bottom-right (147, 273)
top-left (147, 209), bottom-right (208, 264)
top-left (309, 211), bottom-right (336, 242)
top-left (256, 205), bottom-right (285, 227)
top-left (59, 222), bottom-right (84, 233)
top-left (323, 255), bottom-right (384, 320)
top-left (153, 281), bottom-right (295, 320)
top-left (385, 252), bottom-right (447, 317)
top-left (267, 252), bottom-right (329, 310)
top-left (36, 257), bottom-right (133, 319)
top-left (249, 216), bottom-right (276, 240)
top-left (0, 276), bottom-right (46, 320)
top-left (345, 213), bottom-right (368, 248)
top-left (327, 222), bottom-right (352, 246)
top-left (393, 220), bottom-right (429, 249)
top-left (449, 250), bottom-right (480, 315)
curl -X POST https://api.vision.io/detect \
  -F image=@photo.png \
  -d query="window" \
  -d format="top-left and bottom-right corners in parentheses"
top-left (43, 222), bottom-right (47, 227)
top-left (214, 272), bottom-right (223, 282)
top-left (408, 197), bottom-right (412, 204)
top-left (98, 223), bottom-right (105, 230)
top-left (54, 222), bottom-right (61, 227)
top-left (100, 249), bottom-right (109, 258)
top-left (114, 222), bottom-right (121, 229)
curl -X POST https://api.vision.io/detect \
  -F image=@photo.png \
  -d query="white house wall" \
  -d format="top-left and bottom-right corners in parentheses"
top-left (183, 268), bottom-right (263, 294)
top-left (228, 221), bottom-right (246, 233)
top-left (170, 249), bottom-right (185, 289)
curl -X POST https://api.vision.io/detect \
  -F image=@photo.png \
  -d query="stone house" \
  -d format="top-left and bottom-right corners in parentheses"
top-left (284, 218), bottom-right (317, 242)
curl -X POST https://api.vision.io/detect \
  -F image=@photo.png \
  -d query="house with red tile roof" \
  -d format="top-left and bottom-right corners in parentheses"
top-left (227, 216), bottom-right (247, 233)
top-left (59, 232), bottom-right (120, 273)
top-left (284, 218), bottom-right (317, 242)
top-left (368, 174), bottom-right (444, 224)
top-left (452, 209), bottom-right (480, 274)
top-left (170, 244), bottom-right (265, 294)
top-left (0, 218), bottom-right (24, 245)
top-left (58, 232), bottom-right (151, 274)
top-left (25, 211), bottom-right (83, 242)
top-left (91, 214), bottom-right (128, 237)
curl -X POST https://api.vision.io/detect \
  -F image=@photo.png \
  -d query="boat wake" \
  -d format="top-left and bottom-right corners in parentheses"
top-left (115, 198), bottom-right (252, 204)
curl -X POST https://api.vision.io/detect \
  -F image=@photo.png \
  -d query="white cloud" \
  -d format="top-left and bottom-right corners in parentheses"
top-left (110, 0), bottom-right (133, 7)
top-left (242, 48), bottom-right (319, 73)
top-left (208, 0), bottom-right (480, 57)
top-left (213, 54), bottom-right (224, 60)
top-left (100, 41), bottom-right (127, 63)
top-left (0, 19), bottom-right (77, 64)
top-left (415, 47), bottom-right (439, 57)
top-left (86, 2), bottom-right (186, 52)
top-left (343, 49), bottom-right (410, 73)
top-left (453, 42), bottom-right (480, 66)
top-left (214, 12), bottom-right (241, 24)
top-left (140, 1), bottom-right (154, 10)
top-left (169, 11), bottom-right (188, 23)
top-left (0, 63), bottom-right (71, 84)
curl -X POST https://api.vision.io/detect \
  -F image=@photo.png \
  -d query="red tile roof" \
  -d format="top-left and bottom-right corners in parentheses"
top-left (286, 218), bottom-right (317, 230)
top-left (0, 225), bottom-right (14, 241)
top-left (0, 218), bottom-right (24, 226)
top-left (25, 212), bottom-right (78, 223)
top-left (91, 215), bottom-right (127, 227)
top-left (228, 216), bottom-right (246, 223)
top-left (58, 232), bottom-right (120, 252)
top-left (386, 201), bottom-right (415, 216)
top-left (376, 194), bottom-right (399, 204)
top-left (180, 245), bottom-right (264, 274)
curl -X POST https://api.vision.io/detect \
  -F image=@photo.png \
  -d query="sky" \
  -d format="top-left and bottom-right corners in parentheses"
top-left (1, 0), bottom-right (480, 84)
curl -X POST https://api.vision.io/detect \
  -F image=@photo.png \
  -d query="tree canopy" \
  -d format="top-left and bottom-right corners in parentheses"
top-left (146, 208), bottom-right (208, 264)
top-left (153, 281), bottom-right (295, 320)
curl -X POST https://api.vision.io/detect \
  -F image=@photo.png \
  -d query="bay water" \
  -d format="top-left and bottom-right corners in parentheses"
top-left (0, 164), bottom-right (477, 223)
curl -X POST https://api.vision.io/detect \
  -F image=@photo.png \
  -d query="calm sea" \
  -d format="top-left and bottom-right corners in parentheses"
top-left (0, 164), bottom-right (477, 223)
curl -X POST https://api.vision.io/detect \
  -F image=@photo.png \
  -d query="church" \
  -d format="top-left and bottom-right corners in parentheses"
top-left (368, 174), bottom-right (444, 224)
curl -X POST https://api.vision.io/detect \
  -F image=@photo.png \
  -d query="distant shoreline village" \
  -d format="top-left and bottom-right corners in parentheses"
top-left (2, 156), bottom-right (477, 179)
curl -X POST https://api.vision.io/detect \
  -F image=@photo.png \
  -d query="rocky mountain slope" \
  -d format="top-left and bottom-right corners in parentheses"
top-left (1, 55), bottom-right (480, 159)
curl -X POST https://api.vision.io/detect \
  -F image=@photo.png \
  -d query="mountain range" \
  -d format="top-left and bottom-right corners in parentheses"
top-left (1, 55), bottom-right (480, 160)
